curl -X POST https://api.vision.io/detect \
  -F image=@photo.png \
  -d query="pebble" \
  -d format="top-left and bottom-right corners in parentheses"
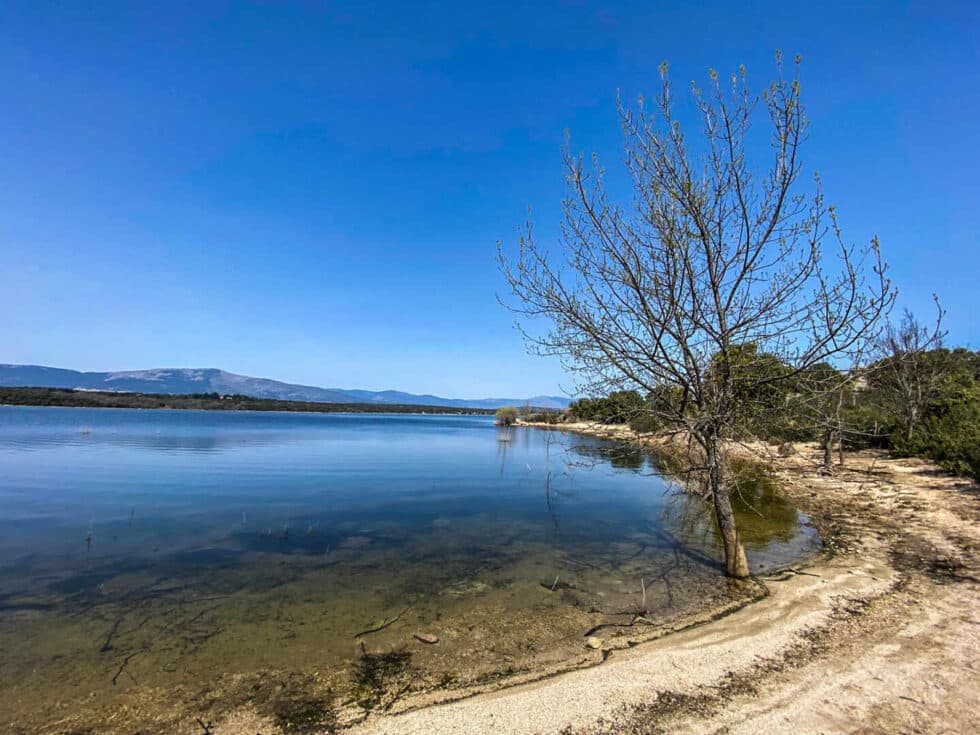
top-left (585, 636), bottom-right (603, 650)
top-left (414, 632), bottom-right (440, 644)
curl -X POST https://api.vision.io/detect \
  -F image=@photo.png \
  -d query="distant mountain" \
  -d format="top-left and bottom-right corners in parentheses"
top-left (0, 365), bottom-right (571, 410)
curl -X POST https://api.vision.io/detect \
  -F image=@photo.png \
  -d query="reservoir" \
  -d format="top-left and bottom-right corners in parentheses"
top-left (0, 406), bottom-right (819, 732)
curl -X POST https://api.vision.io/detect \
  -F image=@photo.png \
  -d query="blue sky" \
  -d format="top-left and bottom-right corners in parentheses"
top-left (1, 1), bottom-right (977, 398)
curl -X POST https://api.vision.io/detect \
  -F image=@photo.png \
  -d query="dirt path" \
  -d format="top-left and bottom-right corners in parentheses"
top-left (337, 434), bottom-right (979, 735)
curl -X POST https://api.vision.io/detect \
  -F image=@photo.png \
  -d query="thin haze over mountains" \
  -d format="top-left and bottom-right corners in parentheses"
top-left (0, 365), bottom-right (571, 410)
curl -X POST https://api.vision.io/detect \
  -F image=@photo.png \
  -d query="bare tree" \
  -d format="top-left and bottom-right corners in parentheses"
top-left (794, 364), bottom-right (854, 471)
top-left (499, 54), bottom-right (894, 577)
top-left (872, 299), bottom-right (947, 444)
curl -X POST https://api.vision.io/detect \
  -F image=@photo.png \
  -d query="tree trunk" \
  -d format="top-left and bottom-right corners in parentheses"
top-left (905, 405), bottom-right (918, 445)
top-left (705, 437), bottom-right (749, 578)
top-left (822, 428), bottom-right (836, 471)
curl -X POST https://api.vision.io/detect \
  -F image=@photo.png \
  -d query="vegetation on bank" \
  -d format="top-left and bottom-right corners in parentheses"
top-left (567, 345), bottom-right (980, 481)
top-left (0, 386), bottom-right (497, 416)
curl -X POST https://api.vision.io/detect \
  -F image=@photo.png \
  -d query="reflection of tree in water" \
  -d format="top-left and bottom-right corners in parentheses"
top-left (567, 440), bottom-right (799, 550)
top-left (538, 470), bottom-right (805, 619)
top-left (658, 468), bottom-right (799, 551)
top-left (566, 440), bottom-right (653, 473)
top-left (493, 433), bottom-right (803, 617)
top-left (495, 427), bottom-right (513, 475)
top-left (728, 470), bottom-right (799, 546)
top-left (519, 425), bottom-right (533, 451)
top-left (538, 432), bottom-right (577, 539)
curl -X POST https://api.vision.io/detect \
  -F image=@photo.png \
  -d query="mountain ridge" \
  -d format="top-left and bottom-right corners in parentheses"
top-left (0, 364), bottom-right (570, 410)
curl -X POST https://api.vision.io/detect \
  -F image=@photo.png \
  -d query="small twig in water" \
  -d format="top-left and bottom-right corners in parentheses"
top-left (100, 617), bottom-right (123, 652)
top-left (111, 652), bottom-right (139, 686)
top-left (551, 575), bottom-right (560, 591)
top-left (354, 605), bottom-right (414, 639)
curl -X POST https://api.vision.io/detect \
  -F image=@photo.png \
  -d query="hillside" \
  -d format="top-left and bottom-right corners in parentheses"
top-left (0, 365), bottom-right (570, 410)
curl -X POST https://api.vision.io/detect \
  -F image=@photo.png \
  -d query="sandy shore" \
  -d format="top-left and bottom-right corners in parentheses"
top-left (215, 422), bottom-right (979, 734)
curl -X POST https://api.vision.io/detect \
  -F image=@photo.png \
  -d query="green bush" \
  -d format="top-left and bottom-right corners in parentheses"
top-left (494, 406), bottom-right (519, 426)
top-left (568, 390), bottom-right (644, 423)
top-left (568, 346), bottom-right (980, 481)
top-left (526, 410), bottom-right (563, 424)
top-left (891, 349), bottom-right (980, 480)
top-left (627, 411), bottom-right (662, 434)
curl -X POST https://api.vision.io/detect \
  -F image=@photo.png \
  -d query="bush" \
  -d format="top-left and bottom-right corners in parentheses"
top-left (628, 411), bottom-right (662, 434)
top-left (526, 410), bottom-right (563, 424)
top-left (562, 345), bottom-right (980, 481)
top-left (494, 406), bottom-right (519, 426)
top-left (891, 349), bottom-right (980, 480)
top-left (568, 390), bottom-right (644, 423)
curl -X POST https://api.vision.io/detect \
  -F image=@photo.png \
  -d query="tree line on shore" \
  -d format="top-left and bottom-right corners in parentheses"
top-left (0, 387), bottom-right (496, 416)
top-left (565, 334), bottom-right (979, 482)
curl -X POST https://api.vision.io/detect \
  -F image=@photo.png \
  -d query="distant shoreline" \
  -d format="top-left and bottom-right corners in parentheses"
top-left (0, 386), bottom-right (498, 416)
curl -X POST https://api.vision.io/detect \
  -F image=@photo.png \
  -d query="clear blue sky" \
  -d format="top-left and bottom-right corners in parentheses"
top-left (1, 1), bottom-right (977, 398)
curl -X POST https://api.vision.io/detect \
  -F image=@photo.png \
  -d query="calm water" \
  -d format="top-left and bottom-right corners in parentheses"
top-left (0, 406), bottom-right (818, 733)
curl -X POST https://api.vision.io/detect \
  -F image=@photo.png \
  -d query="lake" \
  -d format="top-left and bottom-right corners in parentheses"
top-left (0, 406), bottom-right (819, 733)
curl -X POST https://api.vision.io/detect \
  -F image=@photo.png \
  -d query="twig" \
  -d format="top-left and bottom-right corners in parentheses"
top-left (561, 556), bottom-right (606, 572)
top-left (785, 567), bottom-right (821, 578)
top-left (111, 652), bottom-right (139, 686)
top-left (100, 617), bottom-right (123, 652)
top-left (354, 605), bottom-right (414, 639)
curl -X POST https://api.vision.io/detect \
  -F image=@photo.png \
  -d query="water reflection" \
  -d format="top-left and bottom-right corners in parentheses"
top-left (565, 438), bottom-right (809, 557)
top-left (567, 440), bottom-right (655, 472)
top-left (0, 407), bottom-right (820, 733)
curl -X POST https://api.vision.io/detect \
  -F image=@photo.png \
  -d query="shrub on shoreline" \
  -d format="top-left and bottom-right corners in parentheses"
top-left (495, 406), bottom-right (519, 426)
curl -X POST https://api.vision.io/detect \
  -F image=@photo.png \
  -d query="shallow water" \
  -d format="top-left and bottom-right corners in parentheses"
top-left (0, 407), bottom-right (818, 732)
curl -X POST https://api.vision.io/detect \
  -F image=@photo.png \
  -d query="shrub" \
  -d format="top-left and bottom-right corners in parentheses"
top-left (891, 349), bottom-right (980, 480)
top-left (568, 390), bottom-right (644, 423)
top-left (494, 406), bottom-right (519, 426)
top-left (526, 410), bottom-right (563, 424)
